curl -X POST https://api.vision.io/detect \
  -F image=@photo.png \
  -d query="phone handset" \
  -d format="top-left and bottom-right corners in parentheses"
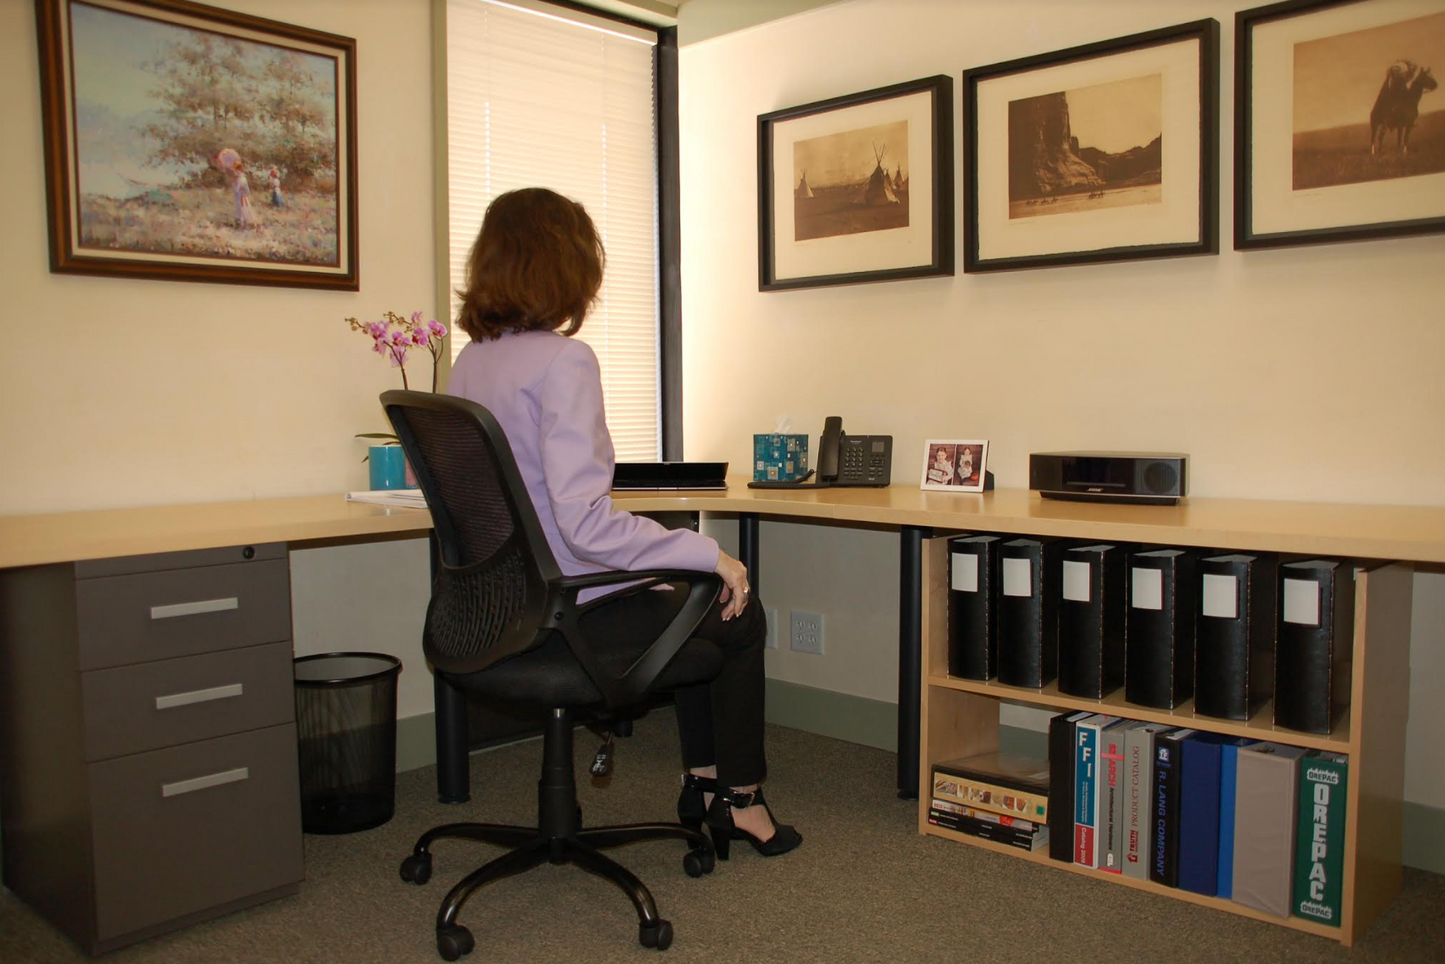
top-left (815, 415), bottom-right (843, 485)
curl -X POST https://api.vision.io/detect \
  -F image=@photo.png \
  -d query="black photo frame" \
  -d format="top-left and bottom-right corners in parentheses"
top-left (962, 19), bottom-right (1219, 272)
top-left (1236, 0), bottom-right (1445, 249)
top-left (757, 75), bottom-right (953, 291)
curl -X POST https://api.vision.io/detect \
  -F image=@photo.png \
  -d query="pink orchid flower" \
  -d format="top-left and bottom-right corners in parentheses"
top-left (428, 319), bottom-right (447, 337)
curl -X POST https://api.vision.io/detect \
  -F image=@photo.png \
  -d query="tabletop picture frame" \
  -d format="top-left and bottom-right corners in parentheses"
top-left (1236, 0), bottom-right (1445, 249)
top-left (920, 439), bottom-right (990, 493)
top-left (758, 75), bottom-right (954, 291)
top-left (35, 0), bottom-right (359, 289)
top-left (962, 19), bottom-right (1219, 272)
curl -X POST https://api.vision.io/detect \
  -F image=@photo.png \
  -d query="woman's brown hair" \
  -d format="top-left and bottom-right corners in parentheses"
top-left (455, 188), bottom-right (605, 341)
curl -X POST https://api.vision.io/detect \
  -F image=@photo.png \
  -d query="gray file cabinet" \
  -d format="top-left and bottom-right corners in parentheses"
top-left (0, 543), bottom-right (303, 954)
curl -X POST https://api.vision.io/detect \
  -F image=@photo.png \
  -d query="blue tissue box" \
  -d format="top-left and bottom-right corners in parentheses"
top-left (753, 433), bottom-right (809, 482)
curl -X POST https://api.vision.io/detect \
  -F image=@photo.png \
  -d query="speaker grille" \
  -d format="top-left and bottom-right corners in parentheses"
top-left (1142, 461), bottom-right (1178, 495)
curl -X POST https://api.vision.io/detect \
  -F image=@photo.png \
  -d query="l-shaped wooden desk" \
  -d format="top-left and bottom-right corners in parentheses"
top-left (2, 482), bottom-right (1442, 949)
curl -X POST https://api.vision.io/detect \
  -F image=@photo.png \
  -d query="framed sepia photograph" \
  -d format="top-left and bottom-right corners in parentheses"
top-left (1237, 0), bottom-right (1445, 248)
top-left (963, 20), bottom-right (1219, 272)
top-left (758, 75), bottom-right (953, 290)
top-left (35, 0), bottom-right (359, 289)
top-left (920, 439), bottom-right (989, 493)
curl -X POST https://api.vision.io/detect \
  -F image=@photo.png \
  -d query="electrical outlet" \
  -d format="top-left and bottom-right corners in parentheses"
top-left (764, 607), bottom-right (779, 649)
top-left (789, 610), bottom-right (824, 655)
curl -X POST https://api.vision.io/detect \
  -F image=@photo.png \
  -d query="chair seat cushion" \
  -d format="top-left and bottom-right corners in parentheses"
top-left (451, 631), bottom-right (723, 706)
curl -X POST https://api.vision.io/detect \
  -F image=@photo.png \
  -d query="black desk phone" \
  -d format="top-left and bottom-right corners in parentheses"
top-left (748, 416), bottom-right (893, 489)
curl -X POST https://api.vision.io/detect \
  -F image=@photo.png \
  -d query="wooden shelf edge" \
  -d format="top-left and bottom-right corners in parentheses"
top-left (925, 674), bottom-right (1351, 753)
top-left (920, 823), bottom-right (1345, 943)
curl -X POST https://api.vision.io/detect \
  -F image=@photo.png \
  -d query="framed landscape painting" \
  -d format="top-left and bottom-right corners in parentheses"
top-left (963, 20), bottom-right (1219, 272)
top-left (35, 0), bottom-right (359, 289)
top-left (1236, 0), bottom-right (1445, 248)
top-left (758, 75), bottom-right (953, 291)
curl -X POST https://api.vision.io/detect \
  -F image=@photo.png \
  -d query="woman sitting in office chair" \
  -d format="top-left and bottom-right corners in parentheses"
top-left (447, 187), bottom-right (800, 860)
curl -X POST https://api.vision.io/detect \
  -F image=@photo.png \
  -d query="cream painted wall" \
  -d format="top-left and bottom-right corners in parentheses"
top-left (679, 0), bottom-right (1445, 807)
top-left (0, 0), bottom-right (435, 717)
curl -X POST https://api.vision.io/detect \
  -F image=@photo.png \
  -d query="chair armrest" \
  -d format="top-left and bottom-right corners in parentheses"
top-left (552, 570), bottom-right (722, 709)
top-left (556, 568), bottom-right (716, 592)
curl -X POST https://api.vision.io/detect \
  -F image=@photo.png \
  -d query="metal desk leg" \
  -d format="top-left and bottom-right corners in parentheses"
top-left (430, 531), bottom-right (470, 804)
top-left (897, 525), bottom-right (929, 799)
top-left (738, 513), bottom-right (760, 593)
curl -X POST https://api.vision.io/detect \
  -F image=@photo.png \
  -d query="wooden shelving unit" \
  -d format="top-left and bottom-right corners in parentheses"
top-left (917, 536), bottom-right (1414, 948)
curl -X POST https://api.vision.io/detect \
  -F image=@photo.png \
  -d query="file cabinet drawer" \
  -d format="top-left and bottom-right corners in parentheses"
top-left (88, 724), bottom-right (303, 941)
top-left (81, 641), bottom-right (295, 761)
top-left (77, 559), bottom-right (291, 670)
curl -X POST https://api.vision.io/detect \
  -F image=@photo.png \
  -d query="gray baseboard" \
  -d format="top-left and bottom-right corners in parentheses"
top-left (395, 692), bottom-right (1445, 875)
top-left (763, 679), bottom-right (897, 751)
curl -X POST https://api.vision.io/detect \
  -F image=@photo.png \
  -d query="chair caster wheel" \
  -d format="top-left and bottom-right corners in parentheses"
top-left (436, 924), bottom-right (474, 961)
top-left (683, 848), bottom-right (714, 877)
top-left (399, 853), bottom-right (432, 885)
top-left (639, 919), bottom-right (673, 950)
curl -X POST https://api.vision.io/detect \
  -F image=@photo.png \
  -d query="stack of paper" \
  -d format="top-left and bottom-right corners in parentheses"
top-left (346, 490), bottom-right (427, 509)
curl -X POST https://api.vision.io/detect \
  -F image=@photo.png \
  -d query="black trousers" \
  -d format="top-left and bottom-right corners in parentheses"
top-left (580, 586), bottom-right (768, 787)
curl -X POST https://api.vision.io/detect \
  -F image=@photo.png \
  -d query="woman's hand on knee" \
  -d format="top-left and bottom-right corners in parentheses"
top-left (714, 551), bottom-right (750, 621)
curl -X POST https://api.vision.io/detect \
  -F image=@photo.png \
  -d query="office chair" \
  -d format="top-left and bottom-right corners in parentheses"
top-left (380, 390), bottom-right (721, 961)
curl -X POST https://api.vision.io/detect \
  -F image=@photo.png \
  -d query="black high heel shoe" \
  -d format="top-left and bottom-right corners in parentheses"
top-left (677, 772), bottom-right (716, 832)
top-left (704, 787), bottom-right (802, 860)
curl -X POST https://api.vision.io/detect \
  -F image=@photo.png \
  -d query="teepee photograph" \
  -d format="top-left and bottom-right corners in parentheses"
top-left (758, 75), bottom-right (952, 291)
top-left (791, 119), bottom-right (909, 241)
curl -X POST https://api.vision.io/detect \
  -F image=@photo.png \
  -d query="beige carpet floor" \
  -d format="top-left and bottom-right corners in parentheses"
top-left (2, 711), bottom-right (1442, 964)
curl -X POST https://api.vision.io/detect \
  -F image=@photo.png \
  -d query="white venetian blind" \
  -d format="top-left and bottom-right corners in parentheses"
top-left (446, 0), bottom-right (661, 461)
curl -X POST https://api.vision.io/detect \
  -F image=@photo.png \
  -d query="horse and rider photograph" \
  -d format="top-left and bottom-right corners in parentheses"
top-left (1291, 7), bottom-right (1443, 190)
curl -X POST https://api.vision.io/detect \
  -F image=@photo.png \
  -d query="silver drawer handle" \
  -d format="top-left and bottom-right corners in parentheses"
top-left (155, 683), bottom-right (244, 711)
top-left (162, 767), bottom-right (249, 798)
top-left (150, 597), bottom-right (239, 620)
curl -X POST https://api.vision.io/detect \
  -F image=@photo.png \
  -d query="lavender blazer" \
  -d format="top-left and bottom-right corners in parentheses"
top-left (448, 330), bottom-right (719, 603)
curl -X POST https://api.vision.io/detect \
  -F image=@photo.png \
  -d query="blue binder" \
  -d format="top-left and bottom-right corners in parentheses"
top-left (1179, 734), bottom-right (1253, 896)
top-left (1216, 740), bottom-right (1250, 898)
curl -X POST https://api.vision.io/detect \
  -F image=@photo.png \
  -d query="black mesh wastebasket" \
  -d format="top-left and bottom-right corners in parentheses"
top-left (294, 652), bottom-right (402, 834)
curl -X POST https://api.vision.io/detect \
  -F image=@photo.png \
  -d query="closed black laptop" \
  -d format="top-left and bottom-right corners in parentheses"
top-left (612, 462), bottom-right (728, 490)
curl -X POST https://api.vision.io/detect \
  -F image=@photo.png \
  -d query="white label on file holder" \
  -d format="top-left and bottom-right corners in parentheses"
top-left (1062, 560), bottom-right (1091, 602)
top-left (951, 553), bottom-right (979, 593)
top-left (1201, 574), bottom-right (1237, 619)
top-left (1131, 568), bottom-right (1163, 610)
top-left (1002, 557), bottom-right (1032, 597)
top-left (1283, 578), bottom-right (1321, 625)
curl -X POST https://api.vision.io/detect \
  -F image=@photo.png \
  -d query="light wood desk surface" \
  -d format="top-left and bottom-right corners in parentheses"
top-left (2, 480), bottom-right (1444, 570)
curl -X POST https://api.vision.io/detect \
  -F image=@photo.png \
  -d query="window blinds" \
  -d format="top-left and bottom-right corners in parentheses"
top-left (446, 0), bottom-right (661, 460)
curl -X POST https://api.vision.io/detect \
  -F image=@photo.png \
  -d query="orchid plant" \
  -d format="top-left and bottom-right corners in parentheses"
top-left (346, 310), bottom-right (449, 454)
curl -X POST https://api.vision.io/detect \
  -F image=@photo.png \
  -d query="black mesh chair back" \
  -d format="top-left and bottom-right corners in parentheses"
top-left (381, 389), bottom-right (720, 708)
top-left (381, 390), bottom-right (561, 677)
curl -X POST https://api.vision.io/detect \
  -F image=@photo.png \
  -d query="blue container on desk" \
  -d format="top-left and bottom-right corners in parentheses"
top-left (368, 445), bottom-right (408, 490)
top-left (754, 433), bottom-right (809, 482)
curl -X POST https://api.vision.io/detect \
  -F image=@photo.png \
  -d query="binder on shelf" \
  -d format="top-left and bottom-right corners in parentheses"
top-left (1126, 548), bottom-right (1197, 709)
top-left (1178, 734), bottom-right (1254, 897)
top-left (1058, 543), bottom-right (1127, 698)
top-left (1295, 751), bottom-right (1349, 926)
top-left (997, 537), bottom-right (1064, 688)
top-left (1073, 714), bottom-right (1119, 869)
top-left (1216, 739), bottom-right (1248, 900)
top-left (1150, 727), bottom-right (1195, 887)
top-left (1099, 718), bottom-right (1130, 874)
top-left (1233, 743), bottom-right (1309, 918)
top-left (1276, 561), bottom-right (1355, 735)
top-left (1196, 553), bottom-right (1277, 721)
top-left (1122, 721), bottom-right (1169, 881)
top-left (947, 535), bottom-right (1003, 679)
top-left (1048, 710), bottom-right (1090, 863)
